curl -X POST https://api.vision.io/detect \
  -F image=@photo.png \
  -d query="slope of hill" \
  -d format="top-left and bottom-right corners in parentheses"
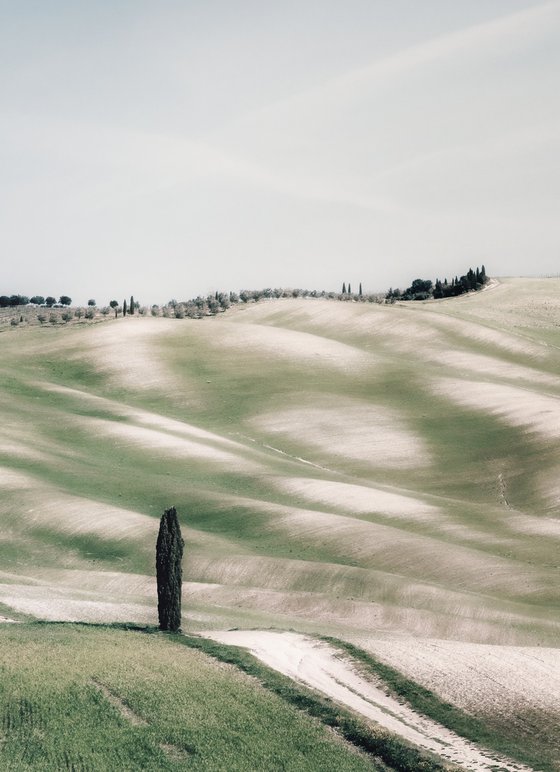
top-left (1, 277), bottom-right (559, 766)
top-left (0, 623), bottom-right (381, 771)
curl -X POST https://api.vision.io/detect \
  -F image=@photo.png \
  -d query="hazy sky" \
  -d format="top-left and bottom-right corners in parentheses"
top-left (2, 1), bottom-right (559, 305)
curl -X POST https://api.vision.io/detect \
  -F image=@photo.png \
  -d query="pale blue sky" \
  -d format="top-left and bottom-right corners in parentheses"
top-left (1, 1), bottom-right (559, 304)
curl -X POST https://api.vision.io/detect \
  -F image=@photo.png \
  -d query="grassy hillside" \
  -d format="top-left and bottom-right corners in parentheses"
top-left (0, 623), bottom-right (383, 771)
top-left (0, 277), bottom-right (559, 765)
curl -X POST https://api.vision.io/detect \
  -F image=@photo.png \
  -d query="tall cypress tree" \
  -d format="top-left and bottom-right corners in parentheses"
top-left (348, 283), bottom-right (352, 294)
top-left (342, 282), bottom-right (346, 294)
top-left (130, 295), bottom-right (134, 315)
top-left (123, 299), bottom-right (127, 317)
top-left (359, 282), bottom-right (362, 296)
top-left (156, 506), bottom-right (184, 632)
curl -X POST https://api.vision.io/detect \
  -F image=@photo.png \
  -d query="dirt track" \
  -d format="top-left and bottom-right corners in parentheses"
top-left (206, 630), bottom-right (531, 772)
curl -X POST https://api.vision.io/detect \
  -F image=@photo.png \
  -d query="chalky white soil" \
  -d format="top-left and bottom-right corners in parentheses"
top-left (203, 319), bottom-right (374, 371)
top-left (207, 630), bottom-right (531, 772)
top-left (359, 635), bottom-right (560, 767)
top-left (252, 397), bottom-right (431, 469)
top-left (83, 318), bottom-right (181, 391)
top-left (278, 477), bottom-right (441, 521)
top-left (434, 378), bottom-right (560, 440)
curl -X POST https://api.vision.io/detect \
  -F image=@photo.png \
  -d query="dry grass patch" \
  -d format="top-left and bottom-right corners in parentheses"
top-left (205, 318), bottom-right (375, 371)
top-left (75, 318), bottom-right (201, 403)
top-left (433, 378), bottom-right (560, 440)
top-left (357, 634), bottom-right (560, 770)
top-left (278, 477), bottom-right (441, 522)
top-left (252, 396), bottom-right (431, 470)
top-left (0, 593), bottom-right (154, 623)
top-left (0, 467), bottom-right (39, 490)
top-left (14, 490), bottom-right (156, 541)
top-left (82, 415), bottom-right (259, 471)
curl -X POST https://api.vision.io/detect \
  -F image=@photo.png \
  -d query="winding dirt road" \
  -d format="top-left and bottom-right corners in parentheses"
top-left (206, 630), bottom-right (531, 772)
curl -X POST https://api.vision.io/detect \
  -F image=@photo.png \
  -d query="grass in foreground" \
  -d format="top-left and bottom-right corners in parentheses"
top-left (0, 622), bottom-right (458, 772)
top-left (324, 637), bottom-right (555, 772)
top-left (169, 630), bottom-right (449, 772)
top-left (0, 623), bottom-right (379, 771)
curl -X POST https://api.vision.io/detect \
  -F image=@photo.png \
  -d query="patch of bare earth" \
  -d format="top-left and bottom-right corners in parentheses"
top-left (80, 318), bottom-right (202, 405)
top-left (206, 630), bottom-right (530, 771)
top-left (433, 378), bottom-right (560, 439)
top-left (252, 396), bottom-right (431, 470)
top-left (277, 477), bottom-right (441, 522)
top-left (358, 635), bottom-right (560, 766)
top-left (205, 319), bottom-right (374, 371)
top-left (0, 592), bottom-right (154, 624)
top-left (83, 416), bottom-right (259, 472)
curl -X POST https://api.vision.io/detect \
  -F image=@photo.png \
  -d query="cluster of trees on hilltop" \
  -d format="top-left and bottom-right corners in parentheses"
top-left (433, 266), bottom-right (487, 298)
top-left (2, 267), bottom-right (488, 325)
top-left (386, 265), bottom-right (487, 302)
top-left (150, 286), bottom-right (384, 319)
top-left (0, 294), bottom-right (72, 307)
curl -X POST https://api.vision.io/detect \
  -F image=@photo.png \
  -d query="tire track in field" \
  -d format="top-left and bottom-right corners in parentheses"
top-left (206, 631), bottom-right (532, 772)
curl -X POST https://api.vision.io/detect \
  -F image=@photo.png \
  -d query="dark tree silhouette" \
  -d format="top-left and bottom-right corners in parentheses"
top-left (123, 299), bottom-right (127, 317)
top-left (130, 295), bottom-right (134, 315)
top-left (156, 506), bottom-right (184, 632)
top-left (389, 266), bottom-right (487, 302)
top-left (342, 282), bottom-right (346, 294)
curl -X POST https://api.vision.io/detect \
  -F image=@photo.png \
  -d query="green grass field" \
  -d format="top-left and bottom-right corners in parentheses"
top-left (0, 623), bottom-right (387, 771)
top-left (0, 278), bottom-right (559, 768)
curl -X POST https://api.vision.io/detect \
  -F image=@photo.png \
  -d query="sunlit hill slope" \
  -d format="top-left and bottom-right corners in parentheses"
top-left (1, 278), bottom-right (560, 758)
top-left (2, 278), bottom-right (559, 637)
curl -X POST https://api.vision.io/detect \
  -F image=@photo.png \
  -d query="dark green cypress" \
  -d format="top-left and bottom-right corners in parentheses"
top-left (156, 506), bottom-right (184, 632)
top-left (123, 299), bottom-right (127, 317)
top-left (342, 282), bottom-right (346, 294)
top-left (130, 295), bottom-right (134, 315)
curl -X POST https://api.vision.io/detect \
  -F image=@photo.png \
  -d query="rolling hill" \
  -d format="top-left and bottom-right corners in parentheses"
top-left (1, 277), bottom-right (559, 768)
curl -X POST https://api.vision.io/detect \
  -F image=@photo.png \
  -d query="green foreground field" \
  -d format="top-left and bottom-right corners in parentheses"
top-left (0, 623), bottom-right (382, 771)
top-left (0, 278), bottom-right (559, 768)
